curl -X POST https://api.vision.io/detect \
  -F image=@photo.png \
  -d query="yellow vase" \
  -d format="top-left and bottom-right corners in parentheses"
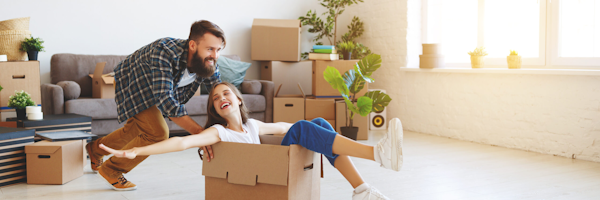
top-left (507, 55), bottom-right (521, 69)
top-left (470, 56), bottom-right (485, 68)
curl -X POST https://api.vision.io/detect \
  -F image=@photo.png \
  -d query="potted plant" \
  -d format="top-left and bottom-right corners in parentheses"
top-left (323, 54), bottom-right (392, 140)
top-left (8, 90), bottom-right (36, 120)
top-left (337, 41), bottom-right (356, 60)
top-left (299, 0), bottom-right (372, 60)
top-left (507, 50), bottom-right (521, 69)
top-left (20, 36), bottom-right (45, 61)
top-left (468, 46), bottom-right (488, 68)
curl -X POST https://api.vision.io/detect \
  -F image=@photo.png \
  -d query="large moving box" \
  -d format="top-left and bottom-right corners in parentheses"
top-left (305, 98), bottom-right (335, 120)
top-left (203, 135), bottom-right (320, 200)
top-left (0, 127), bottom-right (35, 188)
top-left (25, 140), bottom-right (84, 185)
top-left (251, 19), bottom-right (301, 62)
top-left (335, 100), bottom-right (369, 140)
top-left (274, 84), bottom-right (306, 123)
top-left (312, 60), bottom-right (368, 98)
top-left (0, 61), bottom-right (42, 111)
top-left (89, 62), bottom-right (115, 99)
top-left (260, 61), bottom-right (312, 95)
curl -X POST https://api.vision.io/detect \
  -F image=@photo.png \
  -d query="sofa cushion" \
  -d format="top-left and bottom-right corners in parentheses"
top-left (67, 94), bottom-right (265, 120)
top-left (241, 80), bottom-right (262, 94)
top-left (56, 81), bottom-right (81, 100)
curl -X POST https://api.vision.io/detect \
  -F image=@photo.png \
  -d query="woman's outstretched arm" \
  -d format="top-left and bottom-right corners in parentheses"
top-left (255, 120), bottom-right (293, 135)
top-left (100, 127), bottom-right (221, 159)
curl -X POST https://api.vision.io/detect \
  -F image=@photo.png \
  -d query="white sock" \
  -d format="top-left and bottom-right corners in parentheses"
top-left (354, 183), bottom-right (370, 194)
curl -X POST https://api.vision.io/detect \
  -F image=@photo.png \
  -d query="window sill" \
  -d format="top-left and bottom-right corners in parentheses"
top-left (400, 67), bottom-right (600, 76)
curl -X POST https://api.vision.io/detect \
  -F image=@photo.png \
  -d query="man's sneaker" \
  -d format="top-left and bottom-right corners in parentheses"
top-left (97, 166), bottom-right (137, 191)
top-left (352, 185), bottom-right (391, 200)
top-left (374, 118), bottom-right (403, 171)
top-left (85, 141), bottom-right (103, 172)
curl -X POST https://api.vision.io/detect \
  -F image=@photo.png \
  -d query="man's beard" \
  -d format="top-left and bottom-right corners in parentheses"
top-left (190, 53), bottom-right (216, 78)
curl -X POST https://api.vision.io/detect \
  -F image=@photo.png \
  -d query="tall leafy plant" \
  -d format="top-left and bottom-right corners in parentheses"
top-left (324, 54), bottom-right (392, 127)
top-left (299, 0), bottom-right (371, 59)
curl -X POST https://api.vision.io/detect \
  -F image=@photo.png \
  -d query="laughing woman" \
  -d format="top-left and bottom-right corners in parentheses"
top-left (100, 82), bottom-right (403, 200)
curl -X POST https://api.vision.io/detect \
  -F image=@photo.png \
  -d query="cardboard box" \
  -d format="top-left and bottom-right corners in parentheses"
top-left (203, 135), bottom-right (320, 200)
top-left (312, 60), bottom-right (368, 98)
top-left (335, 100), bottom-right (369, 140)
top-left (89, 62), bottom-right (115, 99)
top-left (305, 98), bottom-right (335, 120)
top-left (25, 140), bottom-right (84, 185)
top-left (274, 84), bottom-right (306, 123)
top-left (260, 61), bottom-right (312, 95)
top-left (0, 127), bottom-right (35, 188)
top-left (251, 19), bottom-right (301, 62)
top-left (0, 61), bottom-right (42, 111)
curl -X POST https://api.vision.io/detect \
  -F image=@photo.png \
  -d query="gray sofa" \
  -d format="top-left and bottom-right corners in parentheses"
top-left (41, 53), bottom-right (273, 137)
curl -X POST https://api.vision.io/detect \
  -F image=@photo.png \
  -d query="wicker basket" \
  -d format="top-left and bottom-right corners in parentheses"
top-left (0, 17), bottom-right (30, 31)
top-left (0, 30), bottom-right (31, 61)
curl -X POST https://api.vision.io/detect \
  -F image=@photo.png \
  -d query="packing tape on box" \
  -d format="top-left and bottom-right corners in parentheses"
top-left (26, 106), bottom-right (41, 114)
top-left (27, 112), bottom-right (43, 120)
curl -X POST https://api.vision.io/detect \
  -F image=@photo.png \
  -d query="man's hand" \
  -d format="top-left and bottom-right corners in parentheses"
top-left (198, 145), bottom-right (214, 162)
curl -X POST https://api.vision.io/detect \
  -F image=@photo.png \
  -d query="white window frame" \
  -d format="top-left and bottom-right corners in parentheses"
top-left (422, 0), bottom-right (600, 69)
top-left (547, 0), bottom-right (600, 69)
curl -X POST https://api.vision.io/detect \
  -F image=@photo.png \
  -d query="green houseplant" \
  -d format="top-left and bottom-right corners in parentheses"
top-left (468, 46), bottom-right (488, 68)
top-left (299, 0), bottom-right (372, 60)
top-left (20, 36), bottom-right (45, 61)
top-left (323, 54), bottom-right (392, 140)
top-left (337, 41), bottom-right (356, 60)
top-left (8, 90), bottom-right (36, 120)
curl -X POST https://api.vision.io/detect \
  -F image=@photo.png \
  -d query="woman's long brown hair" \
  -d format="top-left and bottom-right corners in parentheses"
top-left (204, 82), bottom-right (249, 128)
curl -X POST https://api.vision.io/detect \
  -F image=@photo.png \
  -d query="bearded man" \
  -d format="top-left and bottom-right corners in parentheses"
top-left (85, 20), bottom-right (225, 191)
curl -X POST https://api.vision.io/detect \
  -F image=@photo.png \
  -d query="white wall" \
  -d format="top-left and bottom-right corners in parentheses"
top-left (1, 0), bottom-right (323, 84)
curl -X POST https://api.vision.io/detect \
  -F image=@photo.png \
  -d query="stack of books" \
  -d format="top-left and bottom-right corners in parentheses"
top-left (308, 45), bottom-right (339, 60)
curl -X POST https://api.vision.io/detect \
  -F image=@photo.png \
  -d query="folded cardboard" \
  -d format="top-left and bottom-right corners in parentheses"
top-left (0, 127), bottom-right (35, 188)
top-left (260, 61), bottom-right (312, 95)
top-left (0, 61), bottom-right (42, 111)
top-left (251, 19), bottom-right (301, 62)
top-left (305, 98), bottom-right (335, 120)
top-left (312, 60), bottom-right (368, 98)
top-left (335, 100), bottom-right (369, 140)
top-left (203, 134), bottom-right (320, 200)
top-left (25, 140), bottom-right (84, 185)
top-left (89, 62), bottom-right (115, 99)
top-left (274, 84), bottom-right (306, 123)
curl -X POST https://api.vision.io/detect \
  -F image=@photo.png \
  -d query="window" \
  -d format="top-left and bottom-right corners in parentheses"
top-left (423, 0), bottom-right (600, 68)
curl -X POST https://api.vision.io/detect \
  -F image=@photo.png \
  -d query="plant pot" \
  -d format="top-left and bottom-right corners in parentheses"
top-left (470, 55), bottom-right (485, 68)
top-left (507, 55), bottom-right (521, 69)
top-left (342, 51), bottom-right (352, 60)
top-left (27, 50), bottom-right (38, 61)
top-left (340, 126), bottom-right (359, 141)
top-left (16, 108), bottom-right (26, 120)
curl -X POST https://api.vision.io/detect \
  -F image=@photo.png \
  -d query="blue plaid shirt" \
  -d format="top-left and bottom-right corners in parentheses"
top-left (114, 37), bottom-right (221, 123)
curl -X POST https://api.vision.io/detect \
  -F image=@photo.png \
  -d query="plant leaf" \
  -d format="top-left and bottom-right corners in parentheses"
top-left (323, 66), bottom-right (349, 96)
top-left (357, 54), bottom-right (381, 76)
top-left (365, 90), bottom-right (392, 112)
top-left (356, 96), bottom-right (372, 116)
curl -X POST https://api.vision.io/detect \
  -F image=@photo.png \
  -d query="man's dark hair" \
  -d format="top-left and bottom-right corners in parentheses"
top-left (189, 20), bottom-right (226, 49)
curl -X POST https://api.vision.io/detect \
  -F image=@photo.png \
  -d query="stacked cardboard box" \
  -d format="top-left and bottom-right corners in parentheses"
top-left (0, 61), bottom-right (42, 121)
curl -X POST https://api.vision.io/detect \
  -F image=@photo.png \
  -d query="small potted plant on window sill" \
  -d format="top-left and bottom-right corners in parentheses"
top-left (507, 50), bottom-right (521, 69)
top-left (468, 46), bottom-right (488, 68)
top-left (323, 54), bottom-right (392, 140)
top-left (20, 36), bottom-right (45, 61)
top-left (8, 90), bottom-right (36, 120)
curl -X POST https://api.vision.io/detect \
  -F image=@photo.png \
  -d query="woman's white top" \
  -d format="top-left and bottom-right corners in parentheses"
top-left (210, 119), bottom-right (261, 144)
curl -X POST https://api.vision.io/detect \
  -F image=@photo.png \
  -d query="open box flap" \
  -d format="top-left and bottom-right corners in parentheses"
top-left (202, 142), bottom-right (290, 186)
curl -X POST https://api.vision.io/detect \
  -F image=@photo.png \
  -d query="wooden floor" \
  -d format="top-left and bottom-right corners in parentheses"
top-left (2, 130), bottom-right (600, 200)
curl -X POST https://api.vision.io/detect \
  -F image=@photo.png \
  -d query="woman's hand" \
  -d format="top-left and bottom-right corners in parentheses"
top-left (99, 144), bottom-right (137, 159)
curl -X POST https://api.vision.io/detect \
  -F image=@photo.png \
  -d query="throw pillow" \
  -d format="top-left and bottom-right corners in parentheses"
top-left (217, 56), bottom-right (252, 91)
top-left (57, 81), bottom-right (81, 100)
top-left (241, 80), bottom-right (262, 94)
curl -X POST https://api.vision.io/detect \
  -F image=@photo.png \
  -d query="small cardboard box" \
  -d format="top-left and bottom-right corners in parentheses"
top-left (251, 19), bottom-right (302, 62)
top-left (203, 135), bottom-right (320, 200)
top-left (274, 84), bottom-right (306, 123)
top-left (25, 140), bottom-right (84, 185)
top-left (312, 60), bottom-right (368, 98)
top-left (335, 100), bottom-right (369, 140)
top-left (0, 61), bottom-right (42, 111)
top-left (260, 61), bottom-right (312, 95)
top-left (89, 62), bottom-right (115, 99)
top-left (305, 98), bottom-right (335, 120)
